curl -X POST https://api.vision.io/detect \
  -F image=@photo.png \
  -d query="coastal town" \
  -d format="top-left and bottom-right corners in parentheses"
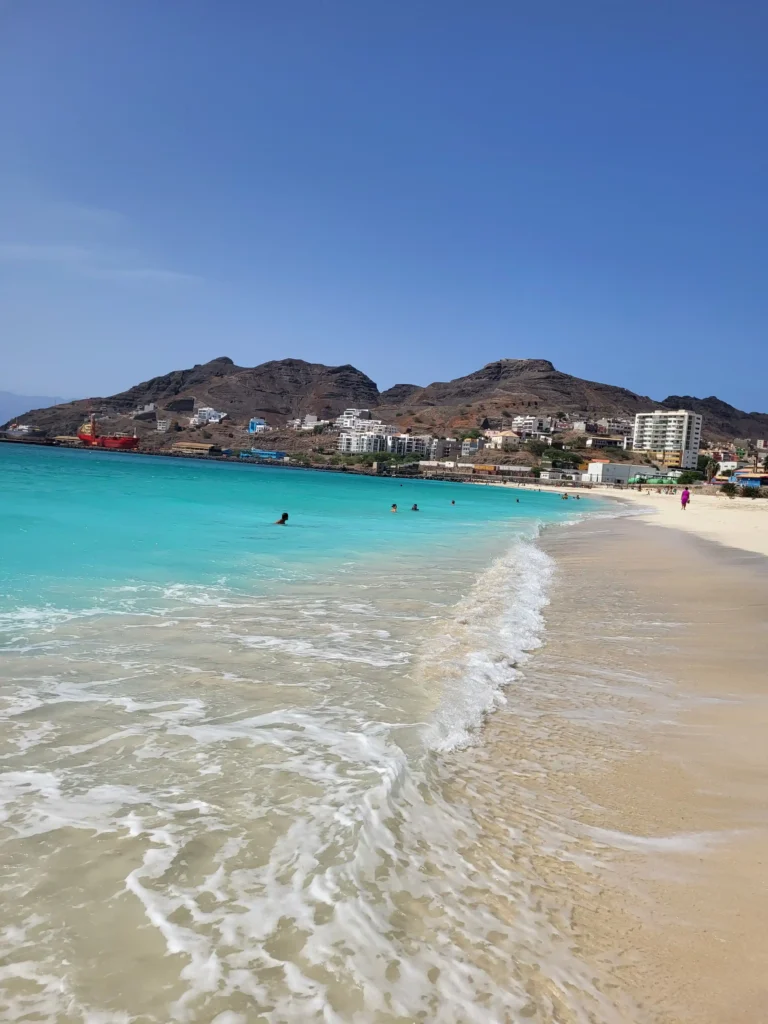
top-left (5, 399), bottom-right (768, 495)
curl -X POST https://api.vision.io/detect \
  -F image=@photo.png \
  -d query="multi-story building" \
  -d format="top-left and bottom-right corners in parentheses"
top-left (632, 410), bottom-right (702, 469)
top-left (461, 437), bottom-right (486, 457)
top-left (335, 408), bottom-right (372, 428)
top-left (596, 417), bottom-right (633, 435)
top-left (248, 417), bottom-right (268, 433)
top-left (429, 438), bottom-right (463, 460)
top-left (510, 415), bottom-right (553, 434)
top-left (337, 432), bottom-right (388, 454)
top-left (387, 434), bottom-right (432, 457)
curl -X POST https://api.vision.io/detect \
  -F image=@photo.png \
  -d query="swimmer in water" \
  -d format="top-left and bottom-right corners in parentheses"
top-left (391, 504), bottom-right (398, 512)
top-left (451, 500), bottom-right (455, 505)
top-left (411, 504), bottom-right (419, 511)
top-left (275, 512), bottom-right (289, 525)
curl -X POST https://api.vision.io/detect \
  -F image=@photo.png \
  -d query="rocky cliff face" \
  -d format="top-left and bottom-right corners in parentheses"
top-left (6, 357), bottom-right (767, 442)
top-left (6, 358), bottom-right (379, 437)
top-left (374, 359), bottom-right (658, 433)
top-left (660, 396), bottom-right (768, 440)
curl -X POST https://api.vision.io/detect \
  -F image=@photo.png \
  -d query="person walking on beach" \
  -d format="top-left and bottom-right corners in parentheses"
top-left (681, 488), bottom-right (690, 511)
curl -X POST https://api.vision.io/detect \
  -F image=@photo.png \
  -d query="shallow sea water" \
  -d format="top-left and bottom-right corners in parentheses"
top-left (0, 445), bottom-right (636, 1023)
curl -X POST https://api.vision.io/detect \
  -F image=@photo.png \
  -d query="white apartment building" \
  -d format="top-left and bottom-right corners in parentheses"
top-left (387, 434), bottom-right (432, 457)
top-left (337, 432), bottom-right (388, 454)
top-left (335, 415), bottom-right (399, 435)
top-left (510, 415), bottom-right (553, 433)
top-left (632, 410), bottom-right (702, 469)
top-left (335, 408), bottom-right (372, 428)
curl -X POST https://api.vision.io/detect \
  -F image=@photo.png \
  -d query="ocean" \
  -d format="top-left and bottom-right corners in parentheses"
top-left (0, 444), bottom-right (616, 1023)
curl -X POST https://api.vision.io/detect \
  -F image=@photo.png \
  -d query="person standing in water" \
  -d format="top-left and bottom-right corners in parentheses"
top-left (411, 504), bottom-right (419, 511)
top-left (681, 487), bottom-right (690, 511)
top-left (391, 504), bottom-right (398, 512)
top-left (275, 512), bottom-right (289, 525)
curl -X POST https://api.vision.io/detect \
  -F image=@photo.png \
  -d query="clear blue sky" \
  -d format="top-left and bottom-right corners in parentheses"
top-left (1, 1), bottom-right (766, 408)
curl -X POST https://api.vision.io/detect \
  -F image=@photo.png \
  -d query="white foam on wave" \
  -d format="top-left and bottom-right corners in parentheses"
top-left (422, 534), bottom-right (555, 751)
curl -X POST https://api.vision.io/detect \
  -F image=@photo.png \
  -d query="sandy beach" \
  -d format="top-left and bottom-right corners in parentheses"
top-left (509, 517), bottom-right (768, 1022)
top-left (588, 486), bottom-right (768, 558)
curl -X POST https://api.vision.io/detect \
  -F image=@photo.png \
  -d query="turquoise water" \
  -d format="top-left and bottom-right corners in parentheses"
top-left (0, 444), bottom-right (584, 612)
top-left (0, 443), bottom-right (619, 1023)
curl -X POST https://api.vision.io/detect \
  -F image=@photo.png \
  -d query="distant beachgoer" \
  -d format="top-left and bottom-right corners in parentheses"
top-left (391, 503), bottom-right (398, 512)
top-left (516, 498), bottom-right (520, 503)
top-left (411, 504), bottom-right (419, 511)
top-left (275, 512), bottom-right (289, 525)
top-left (451, 500), bottom-right (455, 505)
top-left (681, 488), bottom-right (690, 511)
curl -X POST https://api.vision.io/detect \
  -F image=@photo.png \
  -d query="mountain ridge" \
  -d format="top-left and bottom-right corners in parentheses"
top-left (5, 357), bottom-right (767, 441)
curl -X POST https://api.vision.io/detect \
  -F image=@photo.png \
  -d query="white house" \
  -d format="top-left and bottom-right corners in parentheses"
top-left (581, 462), bottom-right (656, 484)
top-left (190, 406), bottom-right (227, 426)
top-left (485, 430), bottom-right (521, 451)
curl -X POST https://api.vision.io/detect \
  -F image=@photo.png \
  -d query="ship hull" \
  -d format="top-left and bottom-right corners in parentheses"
top-left (77, 432), bottom-right (139, 450)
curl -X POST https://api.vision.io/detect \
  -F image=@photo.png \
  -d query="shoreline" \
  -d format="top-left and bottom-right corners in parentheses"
top-left (516, 516), bottom-right (768, 1021)
top-left (575, 484), bottom-right (768, 558)
top-left (468, 472), bottom-right (768, 559)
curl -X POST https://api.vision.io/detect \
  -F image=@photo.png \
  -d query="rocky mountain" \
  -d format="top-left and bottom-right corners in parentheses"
top-left (4, 357), bottom-right (380, 439)
top-left (660, 395), bottom-right (768, 441)
top-left (6, 356), bottom-right (767, 442)
top-left (375, 359), bottom-right (657, 433)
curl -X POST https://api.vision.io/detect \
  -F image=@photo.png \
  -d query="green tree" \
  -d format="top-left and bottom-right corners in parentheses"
top-left (720, 482), bottom-right (737, 496)
top-left (525, 440), bottom-right (549, 457)
top-left (676, 470), bottom-right (702, 485)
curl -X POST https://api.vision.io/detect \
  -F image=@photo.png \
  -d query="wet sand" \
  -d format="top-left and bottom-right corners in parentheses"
top-left (510, 517), bottom-right (768, 1021)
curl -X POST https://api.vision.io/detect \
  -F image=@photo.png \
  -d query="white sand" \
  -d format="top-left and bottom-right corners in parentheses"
top-left (588, 487), bottom-right (768, 558)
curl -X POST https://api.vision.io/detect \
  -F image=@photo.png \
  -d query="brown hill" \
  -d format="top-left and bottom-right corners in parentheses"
top-left (660, 396), bottom-right (768, 441)
top-left (374, 359), bottom-right (658, 433)
top-left (7, 356), bottom-right (767, 443)
top-left (7, 357), bottom-right (379, 438)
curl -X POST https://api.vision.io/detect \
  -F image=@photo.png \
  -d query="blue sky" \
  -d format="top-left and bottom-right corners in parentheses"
top-left (1, 1), bottom-right (766, 408)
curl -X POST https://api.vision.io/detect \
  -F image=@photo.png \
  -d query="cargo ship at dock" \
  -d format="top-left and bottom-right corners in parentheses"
top-left (78, 414), bottom-right (139, 450)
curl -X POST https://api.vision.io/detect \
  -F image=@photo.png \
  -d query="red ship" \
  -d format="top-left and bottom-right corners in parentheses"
top-left (78, 414), bottom-right (139, 450)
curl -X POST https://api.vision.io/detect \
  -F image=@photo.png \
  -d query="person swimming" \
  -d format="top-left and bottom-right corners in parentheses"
top-left (411, 504), bottom-right (419, 511)
top-left (391, 503), bottom-right (398, 512)
top-left (451, 500), bottom-right (455, 505)
top-left (275, 512), bottom-right (289, 525)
